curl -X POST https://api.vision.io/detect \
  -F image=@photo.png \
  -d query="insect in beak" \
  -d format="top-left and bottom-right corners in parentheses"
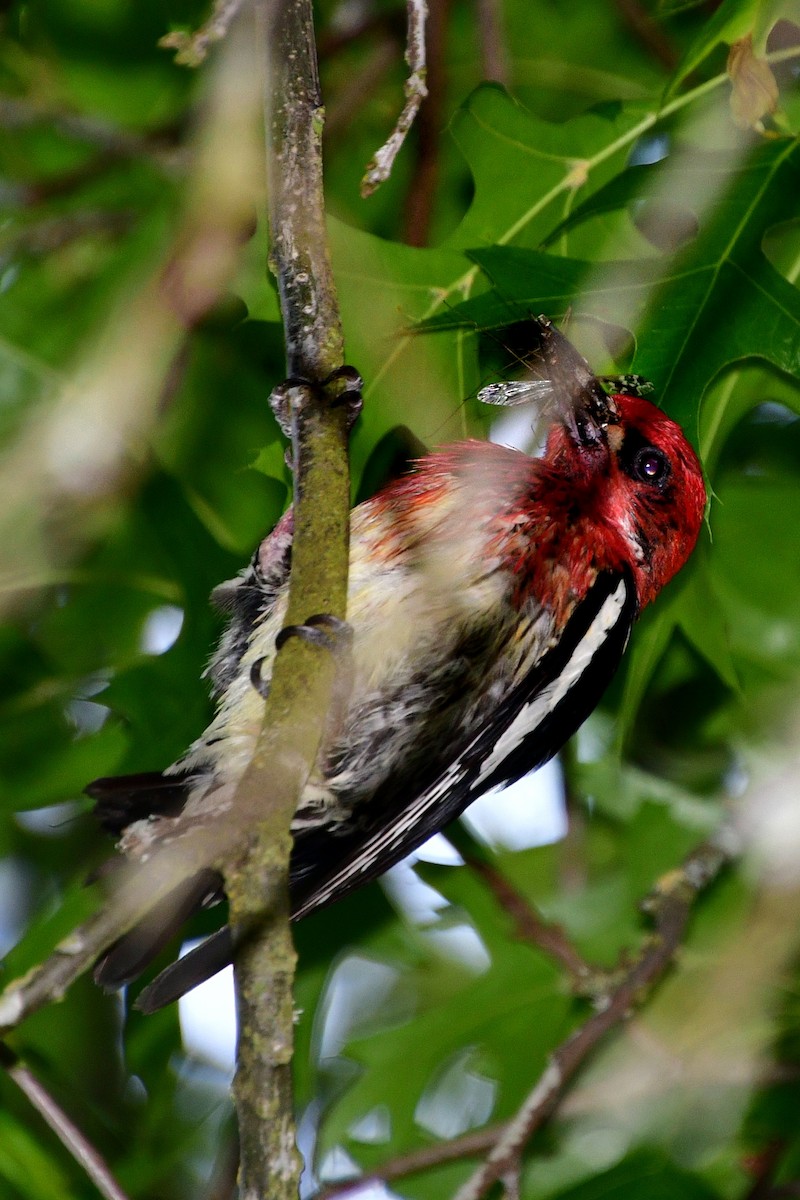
top-left (477, 315), bottom-right (619, 450)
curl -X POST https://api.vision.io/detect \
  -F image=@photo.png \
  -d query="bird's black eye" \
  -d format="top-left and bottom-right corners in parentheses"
top-left (632, 446), bottom-right (669, 486)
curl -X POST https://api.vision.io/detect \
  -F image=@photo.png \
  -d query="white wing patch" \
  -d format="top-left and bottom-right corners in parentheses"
top-left (292, 577), bottom-right (630, 919)
top-left (474, 579), bottom-right (628, 785)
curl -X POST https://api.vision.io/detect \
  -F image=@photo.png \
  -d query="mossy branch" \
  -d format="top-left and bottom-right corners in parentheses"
top-left (228, 1), bottom-right (351, 1195)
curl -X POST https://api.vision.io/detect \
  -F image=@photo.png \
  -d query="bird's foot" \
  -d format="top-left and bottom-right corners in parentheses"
top-left (325, 364), bottom-right (363, 432)
top-left (270, 365), bottom-right (363, 461)
top-left (250, 615), bottom-right (353, 698)
top-left (275, 613), bottom-right (352, 653)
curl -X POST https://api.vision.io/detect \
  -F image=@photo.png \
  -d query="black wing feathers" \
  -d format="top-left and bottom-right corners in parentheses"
top-left (136, 927), bottom-right (234, 1013)
top-left (88, 771), bottom-right (192, 835)
top-left (94, 869), bottom-right (223, 991)
top-left (472, 570), bottom-right (635, 795)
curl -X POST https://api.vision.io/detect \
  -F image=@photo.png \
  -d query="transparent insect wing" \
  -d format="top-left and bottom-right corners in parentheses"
top-left (477, 318), bottom-right (585, 409)
top-left (477, 379), bottom-right (559, 408)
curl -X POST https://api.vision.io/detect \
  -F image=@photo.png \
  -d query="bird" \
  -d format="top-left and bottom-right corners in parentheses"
top-left (87, 317), bottom-right (706, 1012)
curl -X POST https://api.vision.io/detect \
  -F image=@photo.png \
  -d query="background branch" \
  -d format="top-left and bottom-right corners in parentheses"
top-left (447, 821), bottom-right (595, 986)
top-left (474, 0), bottom-right (509, 84)
top-left (361, 0), bottom-right (428, 197)
top-left (0, 95), bottom-right (185, 171)
top-left (0, 1043), bottom-right (130, 1200)
top-left (464, 851), bottom-right (594, 988)
top-left (316, 1126), bottom-right (503, 1199)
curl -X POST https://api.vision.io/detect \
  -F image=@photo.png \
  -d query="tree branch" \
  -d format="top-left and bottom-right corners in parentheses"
top-left (464, 852), bottom-right (594, 988)
top-left (361, 0), bottom-right (428, 197)
top-left (227, 0), bottom-right (351, 1195)
top-left (316, 1126), bottom-right (503, 1199)
top-left (0, 1042), bottom-right (130, 1200)
top-left (159, 0), bottom-right (247, 66)
top-left (448, 823), bottom-right (594, 989)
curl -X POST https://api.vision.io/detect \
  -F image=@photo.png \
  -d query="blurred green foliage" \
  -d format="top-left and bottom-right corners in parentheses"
top-left (1, 0), bottom-right (800, 1198)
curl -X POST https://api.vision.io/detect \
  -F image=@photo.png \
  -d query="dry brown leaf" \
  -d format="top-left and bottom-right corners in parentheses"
top-left (727, 34), bottom-right (779, 130)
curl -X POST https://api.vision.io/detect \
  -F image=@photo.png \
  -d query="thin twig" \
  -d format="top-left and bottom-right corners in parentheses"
top-left (0, 96), bottom-right (184, 172)
top-left (316, 1125), bottom-right (504, 1198)
top-left (361, 0), bottom-right (428, 197)
top-left (160, 0), bottom-right (246, 66)
top-left (325, 36), bottom-right (399, 143)
top-left (614, 0), bottom-right (678, 71)
top-left (0, 211), bottom-right (135, 258)
top-left (558, 745), bottom-right (591, 893)
top-left (474, 0), bottom-right (509, 84)
top-left (401, 0), bottom-right (449, 245)
top-left (0, 1043), bottom-right (130, 1200)
top-left (451, 834), bottom-right (732, 1200)
top-left (318, 10), bottom-right (402, 59)
top-left (464, 853), bottom-right (594, 988)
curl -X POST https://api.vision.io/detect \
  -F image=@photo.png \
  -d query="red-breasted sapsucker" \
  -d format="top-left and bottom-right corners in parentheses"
top-left (89, 318), bottom-right (706, 1011)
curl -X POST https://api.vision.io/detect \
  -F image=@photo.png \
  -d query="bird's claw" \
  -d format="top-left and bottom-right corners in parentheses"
top-left (269, 366), bottom-right (363, 445)
top-left (275, 613), bottom-right (353, 654)
top-left (250, 657), bottom-right (271, 698)
top-left (325, 365), bottom-right (364, 432)
top-left (250, 615), bottom-right (352, 699)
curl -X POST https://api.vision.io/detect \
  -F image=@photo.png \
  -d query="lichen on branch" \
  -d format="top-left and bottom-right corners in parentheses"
top-left (228, 1), bottom-right (352, 1196)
